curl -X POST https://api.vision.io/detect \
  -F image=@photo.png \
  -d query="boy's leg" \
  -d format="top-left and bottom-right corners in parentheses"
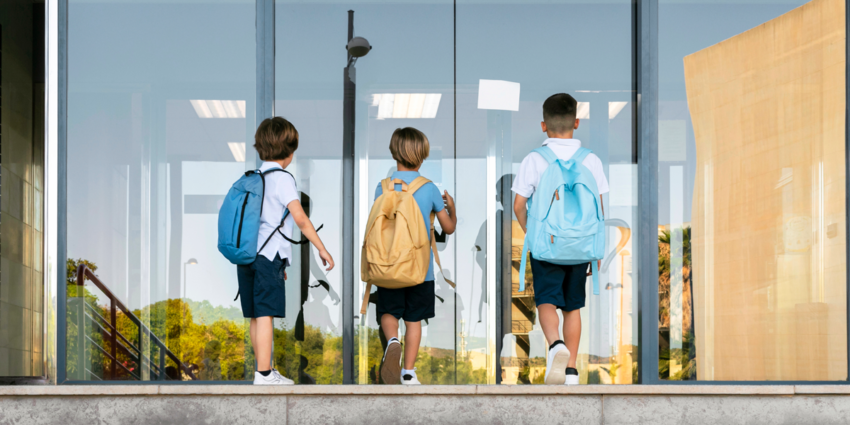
top-left (379, 313), bottom-right (403, 384)
top-left (562, 309), bottom-right (581, 369)
top-left (530, 257), bottom-right (570, 385)
top-left (561, 262), bottom-right (589, 384)
top-left (254, 316), bottom-right (274, 372)
top-left (538, 303), bottom-right (562, 345)
top-left (380, 313), bottom-right (400, 340)
top-left (403, 321), bottom-right (421, 370)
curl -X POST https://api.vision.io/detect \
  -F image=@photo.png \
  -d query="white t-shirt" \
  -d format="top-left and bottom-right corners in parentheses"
top-left (512, 138), bottom-right (609, 199)
top-left (256, 161), bottom-right (299, 266)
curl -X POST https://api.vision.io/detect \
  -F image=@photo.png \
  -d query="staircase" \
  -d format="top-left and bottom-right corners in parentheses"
top-left (70, 265), bottom-right (197, 381)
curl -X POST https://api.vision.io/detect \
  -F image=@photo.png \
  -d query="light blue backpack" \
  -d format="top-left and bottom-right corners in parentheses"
top-left (217, 168), bottom-right (291, 265)
top-left (518, 146), bottom-right (605, 295)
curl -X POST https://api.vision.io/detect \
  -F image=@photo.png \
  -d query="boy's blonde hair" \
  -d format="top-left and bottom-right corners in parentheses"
top-left (254, 117), bottom-right (299, 161)
top-left (389, 127), bottom-right (430, 169)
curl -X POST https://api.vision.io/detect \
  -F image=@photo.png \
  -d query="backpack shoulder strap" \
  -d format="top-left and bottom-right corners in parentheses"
top-left (380, 177), bottom-right (394, 195)
top-left (407, 176), bottom-right (431, 194)
top-left (429, 212), bottom-right (456, 288)
top-left (532, 146), bottom-right (559, 164)
top-left (570, 147), bottom-right (592, 165)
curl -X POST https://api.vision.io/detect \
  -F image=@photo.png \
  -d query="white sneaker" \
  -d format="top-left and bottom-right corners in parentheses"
top-left (253, 371), bottom-right (293, 385)
top-left (564, 368), bottom-right (579, 385)
top-left (381, 338), bottom-right (402, 384)
top-left (401, 369), bottom-right (421, 385)
top-left (544, 343), bottom-right (570, 385)
top-left (271, 369), bottom-right (295, 385)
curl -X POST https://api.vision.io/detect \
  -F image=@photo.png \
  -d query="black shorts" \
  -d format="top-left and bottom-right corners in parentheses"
top-left (530, 257), bottom-right (588, 312)
top-left (375, 280), bottom-right (435, 324)
top-left (236, 254), bottom-right (287, 318)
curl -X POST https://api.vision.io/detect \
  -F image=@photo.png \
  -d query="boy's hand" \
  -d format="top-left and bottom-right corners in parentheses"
top-left (442, 190), bottom-right (455, 214)
top-left (587, 260), bottom-right (602, 276)
top-left (319, 249), bottom-right (335, 272)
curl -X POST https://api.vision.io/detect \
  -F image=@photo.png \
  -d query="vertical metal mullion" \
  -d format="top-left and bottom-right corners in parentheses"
top-left (55, 0), bottom-right (69, 385)
top-left (256, 0), bottom-right (274, 127)
top-left (636, 0), bottom-right (659, 385)
top-left (844, 0), bottom-right (850, 380)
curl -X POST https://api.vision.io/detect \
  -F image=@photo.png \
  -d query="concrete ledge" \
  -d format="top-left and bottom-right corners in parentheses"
top-left (0, 385), bottom-right (850, 425)
top-left (3, 386), bottom-right (850, 424)
top-left (0, 384), bottom-right (833, 396)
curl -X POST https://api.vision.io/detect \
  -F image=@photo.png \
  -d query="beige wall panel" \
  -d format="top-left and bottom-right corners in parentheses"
top-left (685, 0), bottom-right (847, 381)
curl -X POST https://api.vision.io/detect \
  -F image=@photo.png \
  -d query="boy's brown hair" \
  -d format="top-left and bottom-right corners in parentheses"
top-left (389, 127), bottom-right (430, 169)
top-left (254, 117), bottom-right (299, 161)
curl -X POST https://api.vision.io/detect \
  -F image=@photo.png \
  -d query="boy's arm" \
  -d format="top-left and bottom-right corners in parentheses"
top-left (513, 194), bottom-right (528, 234)
top-left (436, 190), bottom-right (457, 235)
top-left (287, 199), bottom-right (334, 271)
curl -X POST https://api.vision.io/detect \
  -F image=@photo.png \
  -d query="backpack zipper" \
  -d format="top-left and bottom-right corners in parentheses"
top-left (236, 193), bottom-right (250, 248)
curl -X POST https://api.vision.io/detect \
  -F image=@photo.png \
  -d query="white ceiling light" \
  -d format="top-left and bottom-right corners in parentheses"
top-left (422, 94), bottom-right (441, 118)
top-left (190, 100), bottom-right (247, 119)
top-left (576, 102), bottom-right (590, 119)
top-left (228, 142), bottom-right (246, 162)
top-left (190, 100), bottom-right (213, 118)
top-left (609, 101), bottom-right (628, 119)
top-left (374, 93), bottom-right (442, 119)
top-left (392, 93), bottom-right (411, 119)
top-left (377, 94), bottom-right (395, 119)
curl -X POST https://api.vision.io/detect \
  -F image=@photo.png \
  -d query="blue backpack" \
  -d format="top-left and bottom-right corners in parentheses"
top-left (518, 146), bottom-right (605, 295)
top-left (217, 168), bottom-right (292, 265)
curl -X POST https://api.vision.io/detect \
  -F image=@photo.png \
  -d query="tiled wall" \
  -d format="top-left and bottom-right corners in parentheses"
top-left (0, 0), bottom-right (44, 377)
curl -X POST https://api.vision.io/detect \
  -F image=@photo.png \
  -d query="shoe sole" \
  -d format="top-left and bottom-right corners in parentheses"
top-left (381, 343), bottom-right (402, 385)
top-left (545, 349), bottom-right (570, 385)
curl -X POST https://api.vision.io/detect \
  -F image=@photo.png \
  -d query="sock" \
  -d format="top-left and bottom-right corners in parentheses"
top-left (566, 367), bottom-right (578, 376)
top-left (549, 340), bottom-right (565, 350)
top-left (402, 368), bottom-right (416, 380)
top-left (258, 370), bottom-right (271, 377)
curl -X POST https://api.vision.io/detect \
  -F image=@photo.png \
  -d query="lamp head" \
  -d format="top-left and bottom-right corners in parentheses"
top-left (187, 258), bottom-right (198, 265)
top-left (346, 36), bottom-right (372, 58)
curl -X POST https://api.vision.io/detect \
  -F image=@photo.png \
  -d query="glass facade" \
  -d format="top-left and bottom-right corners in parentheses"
top-left (456, 0), bottom-right (637, 385)
top-left (66, 0), bottom-right (255, 381)
top-left (659, 0), bottom-right (847, 381)
top-left (8, 0), bottom-right (846, 385)
top-left (0, 0), bottom-right (46, 379)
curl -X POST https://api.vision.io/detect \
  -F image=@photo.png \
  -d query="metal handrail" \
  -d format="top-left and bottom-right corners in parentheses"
top-left (74, 264), bottom-right (197, 381)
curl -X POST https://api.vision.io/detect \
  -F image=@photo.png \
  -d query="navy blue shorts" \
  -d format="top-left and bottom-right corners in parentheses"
top-left (375, 280), bottom-right (435, 324)
top-left (237, 254), bottom-right (287, 318)
top-left (530, 257), bottom-right (588, 312)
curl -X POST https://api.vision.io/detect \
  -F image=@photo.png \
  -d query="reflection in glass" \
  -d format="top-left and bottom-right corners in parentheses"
top-left (458, 0), bottom-right (637, 384)
top-left (660, 0), bottom-right (847, 380)
top-left (0, 2), bottom-right (46, 378)
top-left (66, 1), bottom-right (255, 381)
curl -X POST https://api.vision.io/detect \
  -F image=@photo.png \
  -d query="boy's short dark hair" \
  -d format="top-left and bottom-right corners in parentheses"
top-left (254, 117), bottom-right (299, 161)
top-left (542, 93), bottom-right (578, 134)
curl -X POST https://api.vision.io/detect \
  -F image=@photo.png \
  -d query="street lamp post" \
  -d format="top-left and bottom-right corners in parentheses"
top-left (183, 258), bottom-right (198, 305)
top-left (342, 10), bottom-right (370, 385)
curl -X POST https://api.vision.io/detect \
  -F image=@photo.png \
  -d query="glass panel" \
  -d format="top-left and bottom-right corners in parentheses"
top-left (275, 0), bottom-right (476, 385)
top-left (458, 0), bottom-right (636, 384)
top-left (659, 0), bottom-right (847, 380)
top-left (0, 2), bottom-right (45, 378)
top-left (66, 1), bottom-right (255, 381)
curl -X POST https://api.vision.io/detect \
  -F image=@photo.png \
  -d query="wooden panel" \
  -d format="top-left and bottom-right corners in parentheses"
top-left (685, 0), bottom-right (847, 381)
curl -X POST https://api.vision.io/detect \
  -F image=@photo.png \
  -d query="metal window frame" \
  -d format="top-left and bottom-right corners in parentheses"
top-left (47, 0), bottom-right (850, 386)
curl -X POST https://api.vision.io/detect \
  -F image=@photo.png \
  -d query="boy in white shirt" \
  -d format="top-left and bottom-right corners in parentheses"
top-left (237, 117), bottom-right (334, 385)
top-left (511, 93), bottom-right (609, 385)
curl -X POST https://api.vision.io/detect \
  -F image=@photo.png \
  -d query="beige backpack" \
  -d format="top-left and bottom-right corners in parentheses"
top-left (360, 176), bottom-right (455, 314)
